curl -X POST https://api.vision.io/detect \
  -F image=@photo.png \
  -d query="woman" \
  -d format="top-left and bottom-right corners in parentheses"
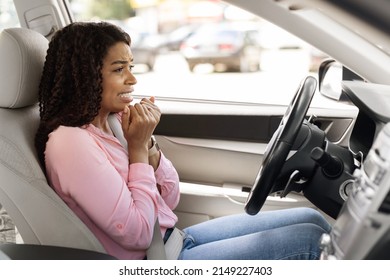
top-left (35, 21), bottom-right (331, 260)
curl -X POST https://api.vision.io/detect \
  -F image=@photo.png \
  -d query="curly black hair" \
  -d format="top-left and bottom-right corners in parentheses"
top-left (35, 21), bottom-right (131, 167)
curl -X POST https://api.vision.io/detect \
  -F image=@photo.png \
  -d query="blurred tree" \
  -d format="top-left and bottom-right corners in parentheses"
top-left (91, 0), bottom-right (135, 19)
top-left (69, 0), bottom-right (135, 20)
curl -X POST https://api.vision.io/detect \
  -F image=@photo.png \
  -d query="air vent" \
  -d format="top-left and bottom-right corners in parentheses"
top-left (378, 190), bottom-right (390, 214)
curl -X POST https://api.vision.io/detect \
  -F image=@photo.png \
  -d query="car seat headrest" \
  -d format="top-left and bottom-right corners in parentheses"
top-left (0, 28), bottom-right (48, 109)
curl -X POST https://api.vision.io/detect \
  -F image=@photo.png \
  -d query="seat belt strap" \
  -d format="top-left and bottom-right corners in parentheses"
top-left (147, 217), bottom-right (167, 260)
top-left (108, 114), bottom-right (128, 149)
top-left (107, 114), bottom-right (167, 260)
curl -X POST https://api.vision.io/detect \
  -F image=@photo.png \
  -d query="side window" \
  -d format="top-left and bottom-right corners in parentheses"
top-left (67, 0), bottom-right (328, 105)
top-left (0, 0), bottom-right (20, 30)
top-left (247, 30), bottom-right (261, 45)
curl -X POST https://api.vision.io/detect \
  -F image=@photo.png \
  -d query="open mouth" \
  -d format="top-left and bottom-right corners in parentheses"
top-left (118, 92), bottom-right (133, 103)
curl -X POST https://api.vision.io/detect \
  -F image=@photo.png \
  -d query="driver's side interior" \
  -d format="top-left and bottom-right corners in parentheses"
top-left (0, 26), bottom-right (352, 259)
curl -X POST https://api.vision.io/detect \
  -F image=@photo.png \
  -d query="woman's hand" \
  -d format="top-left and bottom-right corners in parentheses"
top-left (121, 97), bottom-right (161, 164)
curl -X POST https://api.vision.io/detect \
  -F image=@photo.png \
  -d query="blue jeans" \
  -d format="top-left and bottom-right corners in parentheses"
top-left (178, 207), bottom-right (331, 260)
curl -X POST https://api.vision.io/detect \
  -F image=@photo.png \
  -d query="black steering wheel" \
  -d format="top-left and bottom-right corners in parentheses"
top-left (245, 76), bottom-right (317, 215)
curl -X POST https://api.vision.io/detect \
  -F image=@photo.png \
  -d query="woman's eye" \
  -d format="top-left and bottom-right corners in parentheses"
top-left (114, 65), bottom-right (134, 73)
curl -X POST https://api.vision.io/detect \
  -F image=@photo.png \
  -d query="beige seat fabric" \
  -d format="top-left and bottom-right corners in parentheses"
top-left (0, 28), bottom-right (105, 253)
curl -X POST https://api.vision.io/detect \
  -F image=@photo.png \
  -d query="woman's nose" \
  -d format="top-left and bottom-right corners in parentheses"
top-left (125, 70), bottom-right (137, 85)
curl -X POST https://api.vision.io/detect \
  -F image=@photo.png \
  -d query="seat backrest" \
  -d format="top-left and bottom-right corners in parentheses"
top-left (0, 28), bottom-right (105, 253)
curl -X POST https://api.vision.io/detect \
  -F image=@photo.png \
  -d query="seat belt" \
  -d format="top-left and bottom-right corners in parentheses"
top-left (108, 114), bottom-right (184, 259)
top-left (107, 114), bottom-right (167, 260)
top-left (147, 217), bottom-right (167, 260)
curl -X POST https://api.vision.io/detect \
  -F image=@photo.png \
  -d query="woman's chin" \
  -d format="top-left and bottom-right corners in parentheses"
top-left (120, 102), bottom-right (131, 110)
top-left (111, 106), bottom-right (127, 114)
top-left (119, 96), bottom-right (133, 104)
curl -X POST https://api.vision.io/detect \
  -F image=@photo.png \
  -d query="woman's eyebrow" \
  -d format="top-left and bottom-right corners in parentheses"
top-left (111, 60), bottom-right (128, 65)
top-left (111, 58), bottom-right (134, 65)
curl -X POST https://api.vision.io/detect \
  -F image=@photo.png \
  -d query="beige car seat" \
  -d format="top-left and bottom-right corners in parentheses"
top-left (0, 28), bottom-right (106, 254)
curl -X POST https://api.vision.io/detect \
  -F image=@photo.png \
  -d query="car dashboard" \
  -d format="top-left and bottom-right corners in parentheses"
top-left (320, 80), bottom-right (390, 259)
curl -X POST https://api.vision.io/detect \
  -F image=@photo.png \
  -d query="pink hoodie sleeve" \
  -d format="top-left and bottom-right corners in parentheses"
top-left (154, 152), bottom-right (180, 209)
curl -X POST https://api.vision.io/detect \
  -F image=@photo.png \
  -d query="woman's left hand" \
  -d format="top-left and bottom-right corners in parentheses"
top-left (140, 96), bottom-right (161, 122)
top-left (121, 96), bottom-right (161, 164)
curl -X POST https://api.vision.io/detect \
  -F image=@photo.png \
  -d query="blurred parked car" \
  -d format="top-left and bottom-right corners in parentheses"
top-left (180, 22), bottom-right (262, 72)
top-left (130, 32), bottom-right (161, 71)
top-left (158, 24), bottom-right (201, 53)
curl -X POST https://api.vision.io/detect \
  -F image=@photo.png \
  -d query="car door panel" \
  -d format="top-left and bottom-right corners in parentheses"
top-left (155, 114), bottom-right (277, 142)
top-left (156, 136), bottom-right (265, 187)
top-left (152, 99), bottom-right (357, 226)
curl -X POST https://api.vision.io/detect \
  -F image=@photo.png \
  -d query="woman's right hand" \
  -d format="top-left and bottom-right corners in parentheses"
top-left (121, 97), bottom-right (161, 164)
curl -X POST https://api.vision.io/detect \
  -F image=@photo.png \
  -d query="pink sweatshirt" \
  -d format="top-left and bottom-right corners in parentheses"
top-left (44, 122), bottom-right (180, 260)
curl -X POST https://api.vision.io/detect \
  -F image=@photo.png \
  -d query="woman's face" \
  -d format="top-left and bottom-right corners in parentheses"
top-left (100, 42), bottom-right (137, 114)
